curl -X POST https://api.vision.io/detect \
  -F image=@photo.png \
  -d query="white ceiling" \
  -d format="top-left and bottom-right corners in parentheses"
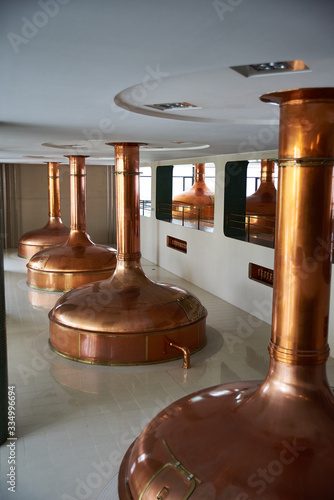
top-left (1, 0), bottom-right (334, 164)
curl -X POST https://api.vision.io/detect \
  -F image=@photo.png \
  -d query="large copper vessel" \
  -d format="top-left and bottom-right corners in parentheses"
top-left (172, 163), bottom-right (214, 221)
top-left (27, 156), bottom-right (116, 291)
top-left (245, 158), bottom-right (277, 235)
top-left (48, 143), bottom-right (207, 365)
top-left (18, 162), bottom-right (70, 259)
top-left (118, 89), bottom-right (334, 499)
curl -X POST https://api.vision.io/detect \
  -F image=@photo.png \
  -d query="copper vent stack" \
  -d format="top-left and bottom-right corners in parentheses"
top-left (18, 162), bottom-right (70, 259)
top-left (48, 143), bottom-right (207, 365)
top-left (118, 89), bottom-right (334, 499)
top-left (27, 156), bottom-right (116, 292)
top-left (245, 158), bottom-right (277, 235)
top-left (172, 163), bottom-right (214, 221)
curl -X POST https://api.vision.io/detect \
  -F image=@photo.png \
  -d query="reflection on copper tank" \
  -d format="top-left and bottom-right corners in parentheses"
top-left (48, 143), bottom-right (207, 365)
top-left (27, 156), bottom-right (116, 292)
top-left (245, 158), bottom-right (276, 234)
top-left (172, 163), bottom-right (214, 221)
top-left (18, 162), bottom-right (70, 259)
top-left (118, 89), bottom-right (334, 500)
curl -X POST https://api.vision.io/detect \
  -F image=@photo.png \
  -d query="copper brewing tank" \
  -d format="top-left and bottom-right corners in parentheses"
top-left (245, 158), bottom-right (277, 235)
top-left (118, 89), bottom-right (334, 499)
top-left (27, 156), bottom-right (116, 291)
top-left (18, 162), bottom-right (70, 259)
top-left (172, 163), bottom-right (214, 221)
top-left (48, 143), bottom-right (207, 365)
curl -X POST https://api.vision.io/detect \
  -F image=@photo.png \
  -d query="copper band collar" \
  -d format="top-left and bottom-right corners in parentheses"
top-left (114, 171), bottom-right (140, 176)
top-left (48, 175), bottom-right (60, 179)
top-left (69, 173), bottom-right (87, 177)
top-left (268, 340), bottom-right (330, 365)
top-left (277, 158), bottom-right (334, 167)
top-left (117, 252), bottom-right (142, 261)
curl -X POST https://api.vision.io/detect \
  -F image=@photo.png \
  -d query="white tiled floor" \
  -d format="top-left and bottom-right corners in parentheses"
top-left (1, 249), bottom-right (334, 500)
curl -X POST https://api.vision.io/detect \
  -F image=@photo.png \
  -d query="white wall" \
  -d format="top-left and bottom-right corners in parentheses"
top-left (16, 163), bottom-right (110, 245)
top-left (140, 151), bottom-right (334, 355)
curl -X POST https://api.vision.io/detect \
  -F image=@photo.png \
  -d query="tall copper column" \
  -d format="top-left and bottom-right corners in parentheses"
top-left (18, 162), bottom-right (70, 259)
top-left (172, 163), bottom-right (214, 221)
top-left (245, 158), bottom-right (276, 234)
top-left (48, 143), bottom-right (207, 365)
top-left (27, 156), bottom-right (116, 291)
top-left (118, 89), bottom-right (334, 499)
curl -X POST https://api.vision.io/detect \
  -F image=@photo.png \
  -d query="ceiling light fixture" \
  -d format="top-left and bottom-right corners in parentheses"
top-left (230, 59), bottom-right (310, 77)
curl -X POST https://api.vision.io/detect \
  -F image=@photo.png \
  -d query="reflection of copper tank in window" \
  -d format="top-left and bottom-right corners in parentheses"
top-left (245, 159), bottom-right (276, 234)
top-left (172, 163), bottom-right (214, 221)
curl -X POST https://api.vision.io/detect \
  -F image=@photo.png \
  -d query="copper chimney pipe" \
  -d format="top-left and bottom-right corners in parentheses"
top-left (27, 156), bottom-right (116, 291)
top-left (18, 162), bottom-right (70, 259)
top-left (245, 158), bottom-right (276, 235)
top-left (48, 143), bottom-right (207, 365)
top-left (118, 89), bottom-right (334, 499)
top-left (172, 163), bottom-right (214, 221)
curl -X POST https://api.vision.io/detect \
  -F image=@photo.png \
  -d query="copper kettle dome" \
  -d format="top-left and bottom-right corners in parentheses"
top-left (26, 156), bottom-right (116, 292)
top-left (48, 143), bottom-right (207, 366)
top-left (18, 162), bottom-right (70, 259)
top-left (172, 163), bottom-right (214, 221)
top-left (118, 89), bottom-right (334, 499)
top-left (245, 158), bottom-right (276, 235)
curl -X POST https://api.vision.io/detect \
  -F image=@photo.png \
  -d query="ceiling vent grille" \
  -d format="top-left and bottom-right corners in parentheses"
top-left (144, 102), bottom-right (200, 111)
top-left (230, 59), bottom-right (310, 78)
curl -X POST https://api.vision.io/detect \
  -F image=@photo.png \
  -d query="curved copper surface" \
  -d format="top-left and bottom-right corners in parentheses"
top-left (27, 156), bottom-right (116, 291)
top-left (49, 143), bottom-right (207, 365)
top-left (245, 158), bottom-right (276, 234)
top-left (118, 88), bottom-right (334, 499)
top-left (18, 162), bottom-right (70, 259)
top-left (172, 163), bottom-right (214, 221)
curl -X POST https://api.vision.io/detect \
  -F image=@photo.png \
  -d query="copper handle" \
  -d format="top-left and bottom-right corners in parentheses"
top-left (156, 486), bottom-right (169, 499)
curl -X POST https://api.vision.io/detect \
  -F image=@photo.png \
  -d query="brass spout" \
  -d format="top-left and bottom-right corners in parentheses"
top-left (27, 156), bottom-right (116, 291)
top-left (18, 162), bottom-right (70, 259)
top-left (118, 89), bottom-right (334, 500)
top-left (169, 341), bottom-right (191, 369)
top-left (48, 143), bottom-right (207, 365)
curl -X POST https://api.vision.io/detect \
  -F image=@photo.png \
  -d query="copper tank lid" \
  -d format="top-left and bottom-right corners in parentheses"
top-left (18, 162), bottom-right (70, 259)
top-left (118, 89), bottom-right (334, 499)
top-left (245, 158), bottom-right (277, 235)
top-left (172, 163), bottom-right (214, 221)
top-left (48, 143), bottom-right (207, 365)
top-left (26, 156), bottom-right (116, 292)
